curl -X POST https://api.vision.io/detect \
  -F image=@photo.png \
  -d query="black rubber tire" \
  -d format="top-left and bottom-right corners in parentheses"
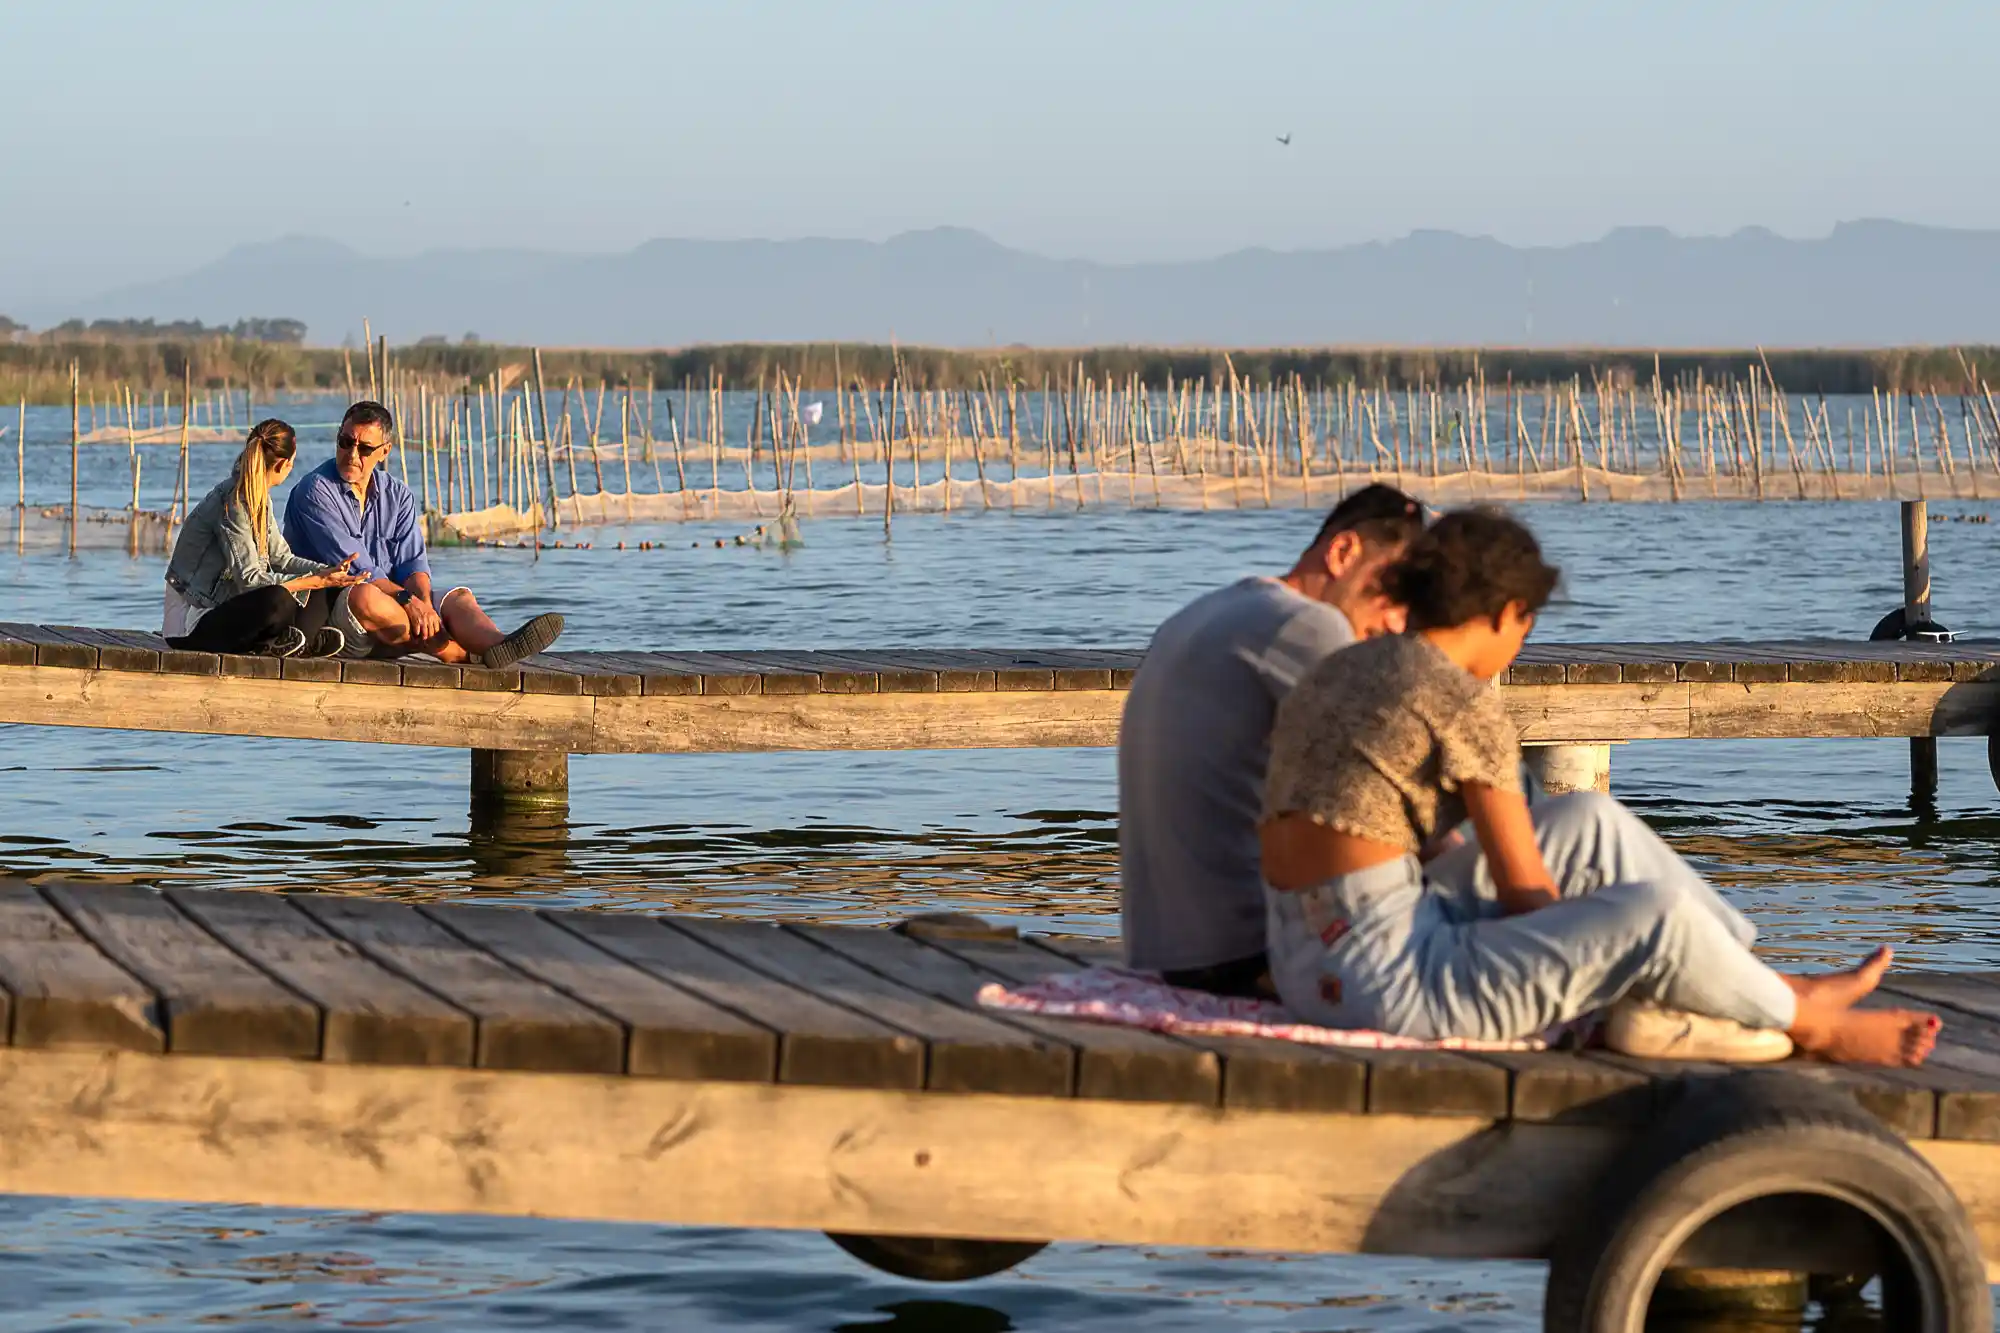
top-left (824, 1232), bottom-right (1048, 1282)
top-left (1544, 1070), bottom-right (1989, 1333)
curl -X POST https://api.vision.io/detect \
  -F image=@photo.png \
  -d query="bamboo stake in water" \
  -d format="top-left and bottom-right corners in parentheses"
top-left (69, 362), bottom-right (80, 556)
top-left (15, 398), bottom-right (23, 509)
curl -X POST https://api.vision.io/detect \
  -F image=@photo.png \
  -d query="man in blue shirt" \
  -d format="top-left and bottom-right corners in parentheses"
top-left (284, 401), bottom-right (563, 668)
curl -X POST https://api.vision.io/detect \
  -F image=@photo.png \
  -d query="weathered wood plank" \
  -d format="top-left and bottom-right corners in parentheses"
top-left (585, 652), bottom-right (704, 696)
top-left (749, 652), bottom-right (879, 695)
top-left (0, 623), bottom-right (96, 669)
top-left (1689, 681), bottom-right (2000, 739)
top-left (54, 627), bottom-right (161, 673)
top-left (167, 889), bottom-right (472, 1067)
top-left (680, 918), bottom-right (1072, 1096)
top-left (530, 653), bottom-right (642, 698)
top-left (434, 906), bottom-right (777, 1081)
top-left (0, 1048), bottom-right (1634, 1266)
top-left (0, 666), bottom-right (596, 750)
top-left (675, 651), bottom-right (821, 695)
top-left (1503, 683), bottom-right (1692, 742)
top-left (807, 650), bottom-right (938, 693)
top-left (1029, 937), bottom-right (1375, 1116)
top-left (0, 882), bottom-right (152, 1050)
top-left (42, 883), bottom-right (317, 1058)
top-left (590, 690), bottom-right (1124, 754)
top-left (551, 912), bottom-right (922, 1089)
top-left (626, 651), bottom-right (764, 695)
top-left (297, 896), bottom-right (622, 1074)
top-left (863, 650), bottom-right (997, 692)
top-left (917, 931), bottom-right (1221, 1105)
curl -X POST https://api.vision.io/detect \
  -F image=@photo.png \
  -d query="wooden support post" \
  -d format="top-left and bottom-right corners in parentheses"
top-left (1903, 499), bottom-right (1938, 803)
top-left (470, 748), bottom-right (569, 814)
top-left (1524, 743), bottom-right (1611, 796)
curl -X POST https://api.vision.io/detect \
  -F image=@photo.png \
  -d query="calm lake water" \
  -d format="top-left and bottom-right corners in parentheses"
top-left (1, 403), bottom-right (1998, 1329)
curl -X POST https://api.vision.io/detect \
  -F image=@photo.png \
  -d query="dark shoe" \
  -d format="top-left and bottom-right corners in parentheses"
top-left (308, 628), bottom-right (348, 659)
top-left (265, 627), bottom-right (308, 658)
top-left (480, 612), bottom-right (564, 670)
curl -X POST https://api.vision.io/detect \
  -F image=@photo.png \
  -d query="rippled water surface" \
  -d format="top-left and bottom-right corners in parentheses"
top-left (1, 409), bottom-right (1998, 1328)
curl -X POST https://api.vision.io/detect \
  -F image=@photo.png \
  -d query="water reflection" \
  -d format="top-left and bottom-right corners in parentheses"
top-left (834, 1300), bottom-right (1016, 1333)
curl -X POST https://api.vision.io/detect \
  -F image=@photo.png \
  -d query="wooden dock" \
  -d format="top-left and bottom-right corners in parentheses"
top-left (0, 627), bottom-right (1993, 752)
top-left (0, 881), bottom-right (1995, 1318)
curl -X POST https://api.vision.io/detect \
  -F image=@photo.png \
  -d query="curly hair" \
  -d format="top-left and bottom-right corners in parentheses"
top-left (1381, 507), bottom-right (1560, 631)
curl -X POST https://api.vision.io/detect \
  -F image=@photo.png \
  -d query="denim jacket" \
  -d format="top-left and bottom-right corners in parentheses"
top-left (163, 473), bottom-right (330, 609)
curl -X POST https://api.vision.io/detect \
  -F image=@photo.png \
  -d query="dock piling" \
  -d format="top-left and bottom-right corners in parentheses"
top-left (470, 748), bottom-right (570, 815)
top-left (1903, 500), bottom-right (1938, 804)
top-left (1525, 743), bottom-right (1612, 796)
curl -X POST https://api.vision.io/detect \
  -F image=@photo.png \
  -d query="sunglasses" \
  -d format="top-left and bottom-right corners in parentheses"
top-left (336, 434), bottom-right (388, 459)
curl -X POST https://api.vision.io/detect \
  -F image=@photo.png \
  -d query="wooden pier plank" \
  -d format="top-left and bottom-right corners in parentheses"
top-left (744, 652), bottom-right (879, 695)
top-left (578, 652), bottom-right (704, 696)
top-left (807, 650), bottom-right (938, 693)
top-left (166, 888), bottom-right (473, 1067)
top-left (0, 623), bottom-right (96, 669)
top-left (53, 626), bottom-right (162, 673)
top-left (916, 930), bottom-right (1221, 1105)
top-left (552, 912), bottom-right (922, 1089)
top-left (620, 651), bottom-right (764, 695)
top-left (433, 905), bottom-right (777, 1082)
top-left (673, 651), bottom-right (822, 695)
top-left (856, 650), bottom-right (997, 692)
top-left (678, 918), bottom-right (1073, 1097)
top-left (528, 652), bottom-right (643, 698)
top-left (0, 882), bottom-right (153, 1051)
top-left (1028, 936), bottom-right (1378, 1117)
top-left (297, 896), bottom-right (624, 1075)
top-left (41, 883), bottom-right (318, 1059)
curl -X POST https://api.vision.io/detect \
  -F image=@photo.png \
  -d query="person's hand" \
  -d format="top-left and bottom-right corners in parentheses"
top-left (406, 595), bottom-right (445, 642)
top-left (284, 568), bottom-right (368, 593)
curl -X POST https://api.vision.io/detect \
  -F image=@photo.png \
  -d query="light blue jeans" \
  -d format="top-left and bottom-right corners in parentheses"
top-left (1265, 792), bottom-right (1800, 1041)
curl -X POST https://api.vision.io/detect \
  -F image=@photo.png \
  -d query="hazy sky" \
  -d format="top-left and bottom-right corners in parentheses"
top-left (4, 0), bottom-right (1996, 308)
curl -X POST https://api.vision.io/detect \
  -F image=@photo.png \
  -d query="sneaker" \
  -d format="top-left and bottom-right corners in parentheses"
top-left (265, 627), bottom-right (309, 659)
top-left (1603, 999), bottom-right (1793, 1063)
top-left (479, 612), bottom-right (565, 670)
top-left (308, 627), bottom-right (348, 659)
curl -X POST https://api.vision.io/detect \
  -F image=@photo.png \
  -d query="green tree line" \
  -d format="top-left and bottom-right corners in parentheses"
top-left (4, 336), bottom-right (1999, 404)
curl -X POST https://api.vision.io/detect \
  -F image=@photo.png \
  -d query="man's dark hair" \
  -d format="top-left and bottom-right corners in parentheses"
top-left (1309, 483), bottom-right (1425, 550)
top-left (1382, 507), bottom-right (1560, 632)
top-left (339, 400), bottom-right (396, 440)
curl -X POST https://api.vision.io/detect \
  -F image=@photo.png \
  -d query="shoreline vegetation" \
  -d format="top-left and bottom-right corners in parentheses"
top-left (3, 330), bottom-right (2000, 405)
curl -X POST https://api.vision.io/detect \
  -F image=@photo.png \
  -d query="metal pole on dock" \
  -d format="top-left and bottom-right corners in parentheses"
top-left (1903, 499), bottom-right (1937, 803)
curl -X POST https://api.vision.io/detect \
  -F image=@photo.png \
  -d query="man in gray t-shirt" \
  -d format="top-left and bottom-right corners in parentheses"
top-left (1119, 485), bottom-right (1425, 995)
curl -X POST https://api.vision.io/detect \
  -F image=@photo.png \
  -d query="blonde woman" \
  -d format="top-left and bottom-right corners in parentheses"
top-left (163, 419), bottom-right (366, 656)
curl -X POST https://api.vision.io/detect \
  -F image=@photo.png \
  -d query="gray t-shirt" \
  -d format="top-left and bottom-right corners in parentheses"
top-left (1118, 577), bottom-right (1357, 972)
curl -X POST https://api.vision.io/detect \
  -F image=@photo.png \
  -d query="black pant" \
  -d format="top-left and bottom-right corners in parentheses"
top-left (1162, 950), bottom-right (1273, 1000)
top-left (170, 585), bottom-right (336, 654)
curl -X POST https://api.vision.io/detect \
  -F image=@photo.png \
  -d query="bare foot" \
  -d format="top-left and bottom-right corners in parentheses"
top-left (1792, 1007), bottom-right (1939, 1067)
top-left (1780, 946), bottom-right (1893, 1009)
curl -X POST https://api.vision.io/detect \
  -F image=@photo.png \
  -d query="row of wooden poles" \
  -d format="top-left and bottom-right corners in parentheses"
top-left (20, 347), bottom-right (2000, 553)
top-left (408, 350), bottom-right (2000, 526)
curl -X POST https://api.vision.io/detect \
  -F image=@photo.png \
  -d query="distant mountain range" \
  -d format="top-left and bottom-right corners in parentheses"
top-left (24, 220), bottom-right (2000, 348)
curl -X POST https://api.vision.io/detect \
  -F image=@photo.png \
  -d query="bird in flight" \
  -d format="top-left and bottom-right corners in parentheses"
top-left (1276, 132), bottom-right (1292, 146)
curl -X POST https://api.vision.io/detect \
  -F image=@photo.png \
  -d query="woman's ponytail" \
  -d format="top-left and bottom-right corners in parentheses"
top-left (231, 419), bottom-right (298, 557)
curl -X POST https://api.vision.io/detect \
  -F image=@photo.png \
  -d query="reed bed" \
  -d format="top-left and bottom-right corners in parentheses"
top-left (426, 353), bottom-right (2000, 539)
top-left (19, 342), bottom-right (2000, 558)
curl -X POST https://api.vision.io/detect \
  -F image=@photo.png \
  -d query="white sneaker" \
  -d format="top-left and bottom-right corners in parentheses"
top-left (1604, 999), bottom-right (1794, 1063)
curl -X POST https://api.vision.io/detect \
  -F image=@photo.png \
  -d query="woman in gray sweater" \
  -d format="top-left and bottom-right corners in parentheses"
top-left (163, 419), bottom-right (365, 656)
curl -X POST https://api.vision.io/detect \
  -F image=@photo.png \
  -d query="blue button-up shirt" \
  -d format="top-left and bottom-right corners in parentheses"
top-left (281, 457), bottom-right (430, 584)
